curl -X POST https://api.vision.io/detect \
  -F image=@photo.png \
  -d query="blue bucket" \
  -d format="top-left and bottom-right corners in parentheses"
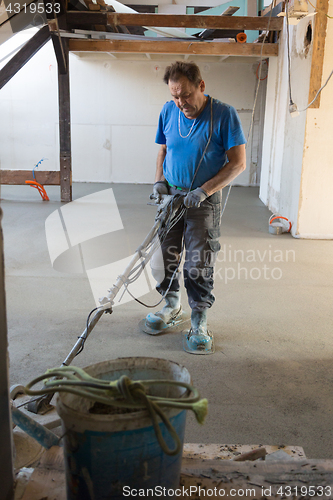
top-left (56, 357), bottom-right (191, 499)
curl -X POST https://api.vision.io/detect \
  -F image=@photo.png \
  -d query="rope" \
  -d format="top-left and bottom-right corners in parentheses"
top-left (24, 365), bottom-right (208, 456)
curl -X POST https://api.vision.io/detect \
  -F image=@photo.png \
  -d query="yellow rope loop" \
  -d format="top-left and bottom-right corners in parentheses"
top-left (135, 388), bottom-right (182, 456)
top-left (115, 375), bottom-right (146, 405)
top-left (24, 366), bottom-right (208, 456)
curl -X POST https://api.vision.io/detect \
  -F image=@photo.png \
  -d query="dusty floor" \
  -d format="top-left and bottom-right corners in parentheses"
top-left (2, 183), bottom-right (333, 459)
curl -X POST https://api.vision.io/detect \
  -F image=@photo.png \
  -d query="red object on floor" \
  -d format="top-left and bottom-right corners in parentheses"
top-left (25, 180), bottom-right (49, 201)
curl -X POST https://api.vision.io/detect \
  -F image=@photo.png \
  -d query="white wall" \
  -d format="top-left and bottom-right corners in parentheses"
top-left (260, 2), bottom-right (333, 238)
top-left (260, 16), bottom-right (313, 236)
top-left (298, 0), bottom-right (333, 238)
top-left (0, 29), bottom-right (59, 174)
top-left (0, 31), bottom-right (260, 186)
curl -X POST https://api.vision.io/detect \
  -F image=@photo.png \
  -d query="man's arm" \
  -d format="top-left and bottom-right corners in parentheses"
top-left (155, 144), bottom-right (167, 182)
top-left (200, 144), bottom-right (246, 197)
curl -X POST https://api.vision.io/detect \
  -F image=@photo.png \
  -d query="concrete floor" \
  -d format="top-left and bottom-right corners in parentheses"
top-left (2, 183), bottom-right (333, 459)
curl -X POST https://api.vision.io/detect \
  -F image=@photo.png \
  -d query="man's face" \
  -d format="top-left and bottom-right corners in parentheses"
top-left (168, 76), bottom-right (206, 119)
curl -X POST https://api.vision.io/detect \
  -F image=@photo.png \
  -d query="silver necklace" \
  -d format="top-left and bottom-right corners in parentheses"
top-left (178, 110), bottom-right (196, 138)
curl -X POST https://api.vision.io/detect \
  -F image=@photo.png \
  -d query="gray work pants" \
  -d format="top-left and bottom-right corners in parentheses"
top-left (156, 187), bottom-right (222, 311)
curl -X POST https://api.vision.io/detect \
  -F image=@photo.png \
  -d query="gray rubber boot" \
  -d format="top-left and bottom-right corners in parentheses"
top-left (145, 291), bottom-right (182, 331)
top-left (191, 309), bottom-right (208, 334)
top-left (187, 309), bottom-right (212, 351)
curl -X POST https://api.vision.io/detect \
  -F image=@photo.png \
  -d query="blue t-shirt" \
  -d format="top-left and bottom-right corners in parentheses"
top-left (155, 96), bottom-right (246, 190)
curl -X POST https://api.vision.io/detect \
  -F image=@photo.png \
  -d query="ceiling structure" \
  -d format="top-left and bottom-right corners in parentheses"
top-left (0, 0), bottom-right (282, 201)
top-left (0, 0), bottom-right (282, 59)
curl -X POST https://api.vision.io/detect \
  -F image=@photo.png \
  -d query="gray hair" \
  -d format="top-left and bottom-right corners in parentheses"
top-left (163, 61), bottom-right (202, 87)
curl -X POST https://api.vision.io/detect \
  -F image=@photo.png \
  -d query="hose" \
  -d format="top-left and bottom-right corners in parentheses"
top-left (24, 366), bottom-right (208, 456)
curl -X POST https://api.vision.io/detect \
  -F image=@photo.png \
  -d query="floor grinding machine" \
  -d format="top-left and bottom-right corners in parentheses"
top-left (25, 193), bottom-right (214, 415)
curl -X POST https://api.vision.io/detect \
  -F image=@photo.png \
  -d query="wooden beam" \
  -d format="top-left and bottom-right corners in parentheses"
top-left (50, 28), bottom-right (68, 75)
top-left (0, 171), bottom-right (61, 185)
top-left (58, 38), bottom-right (72, 203)
top-left (181, 458), bottom-right (333, 499)
top-left (106, 13), bottom-right (283, 31)
top-left (0, 25), bottom-right (50, 90)
top-left (66, 11), bottom-right (107, 26)
top-left (1, 170), bottom-right (60, 185)
top-left (44, 0), bottom-right (68, 74)
top-left (43, 0), bottom-right (72, 201)
top-left (308, 0), bottom-right (329, 108)
top-left (66, 11), bottom-right (283, 31)
top-left (69, 39), bottom-right (279, 56)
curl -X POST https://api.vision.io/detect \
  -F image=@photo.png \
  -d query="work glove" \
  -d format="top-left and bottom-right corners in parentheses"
top-left (184, 187), bottom-right (208, 208)
top-left (151, 181), bottom-right (169, 203)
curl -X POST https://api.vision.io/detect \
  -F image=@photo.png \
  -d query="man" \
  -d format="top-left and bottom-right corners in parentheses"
top-left (145, 61), bottom-right (246, 353)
